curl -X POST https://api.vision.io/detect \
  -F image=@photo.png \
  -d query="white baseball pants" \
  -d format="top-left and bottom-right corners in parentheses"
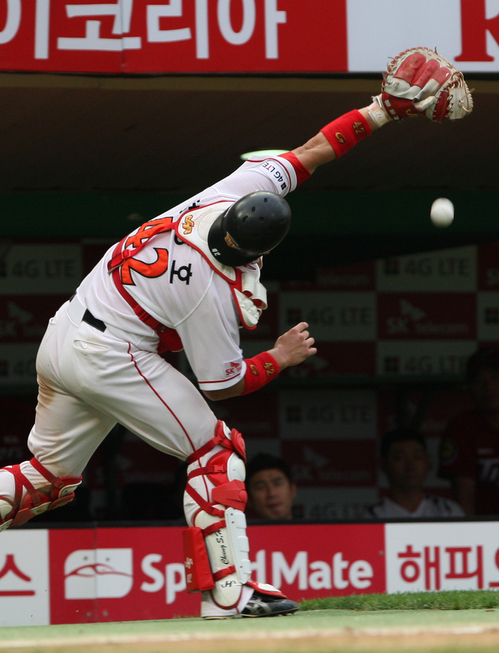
top-left (28, 297), bottom-right (218, 483)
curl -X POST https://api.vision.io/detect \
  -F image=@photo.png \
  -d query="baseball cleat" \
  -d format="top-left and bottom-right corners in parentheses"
top-left (241, 589), bottom-right (299, 618)
top-left (200, 583), bottom-right (298, 619)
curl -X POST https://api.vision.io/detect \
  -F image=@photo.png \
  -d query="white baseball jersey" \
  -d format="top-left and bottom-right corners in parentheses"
top-left (77, 155), bottom-right (298, 391)
top-left (366, 494), bottom-right (465, 519)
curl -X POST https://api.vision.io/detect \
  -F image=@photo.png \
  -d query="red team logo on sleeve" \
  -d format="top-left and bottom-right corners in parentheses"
top-left (224, 361), bottom-right (242, 378)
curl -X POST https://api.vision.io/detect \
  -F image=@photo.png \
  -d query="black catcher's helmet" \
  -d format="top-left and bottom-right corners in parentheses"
top-left (208, 191), bottom-right (292, 267)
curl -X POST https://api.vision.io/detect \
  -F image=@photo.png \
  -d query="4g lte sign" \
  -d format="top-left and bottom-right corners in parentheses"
top-left (0, 0), bottom-right (498, 74)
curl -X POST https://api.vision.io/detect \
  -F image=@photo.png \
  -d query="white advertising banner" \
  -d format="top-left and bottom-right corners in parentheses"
top-left (0, 530), bottom-right (50, 626)
top-left (279, 292), bottom-right (377, 342)
top-left (376, 340), bottom-right (477, 376)
top-left (0, 244), bottom-right (82, 295)
top-left (376, 246), bottom-right (477, 293)
top-left (386, 522), bottom-right (499, 593)
top-left (279, 389), bottom-right (378, 440)
top-left (347, 0), bottom-right (499, 73)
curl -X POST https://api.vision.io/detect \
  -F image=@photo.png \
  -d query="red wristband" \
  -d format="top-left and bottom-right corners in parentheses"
top-left (241, 352), bottom-right (280, 395)
top-left (320, 109), bottom-right (371, 158)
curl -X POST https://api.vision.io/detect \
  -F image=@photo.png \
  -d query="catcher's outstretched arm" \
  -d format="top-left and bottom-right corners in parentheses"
top-left (289, 47), bottom-right (473, 176)
top-left (291, 105), bottom-right (380, 174)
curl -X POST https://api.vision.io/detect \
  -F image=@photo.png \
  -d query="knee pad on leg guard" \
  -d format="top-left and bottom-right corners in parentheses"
top-left (183, 420), bottom-right (251, 608)
top-left (0, 457), bottom-right (82, 531)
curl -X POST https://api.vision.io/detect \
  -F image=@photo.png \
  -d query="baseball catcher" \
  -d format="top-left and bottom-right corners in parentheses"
top-left (0, 48), bottom-right (472, 619)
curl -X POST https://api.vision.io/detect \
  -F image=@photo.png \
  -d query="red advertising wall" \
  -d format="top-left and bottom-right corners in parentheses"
top-left (1, 523), bottom-right (384, 626)
top-left (0, 0), bottom-right (346, 73)
top-left (1, 1), bottom-right (498, 74)
top-left (2, 521), bottom-right (499, 627)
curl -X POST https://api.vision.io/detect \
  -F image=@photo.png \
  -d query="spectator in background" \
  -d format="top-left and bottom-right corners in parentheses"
top-left (439, 348), bottom-right (499, 516)
top-left (246, 453), bottom-right (297, 520)
top-left (366, 428), bottom-right (464, 519)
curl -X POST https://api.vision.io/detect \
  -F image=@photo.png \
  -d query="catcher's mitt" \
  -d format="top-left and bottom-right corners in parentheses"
top-left (379, 47), bottom-right (473, 122)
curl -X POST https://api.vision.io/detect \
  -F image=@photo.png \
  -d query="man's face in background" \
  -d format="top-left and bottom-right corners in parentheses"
top-left (247, 468), bottom-right (297, 520)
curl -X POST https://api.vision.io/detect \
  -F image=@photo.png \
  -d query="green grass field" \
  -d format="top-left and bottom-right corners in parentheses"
top-left (2, 592), bottom-right (499, 653)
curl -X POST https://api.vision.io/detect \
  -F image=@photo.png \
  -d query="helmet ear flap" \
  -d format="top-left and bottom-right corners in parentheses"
top-left (207, 211), bottom-right (244, 267)
top-left (208, 192), bottom-right (292, 267)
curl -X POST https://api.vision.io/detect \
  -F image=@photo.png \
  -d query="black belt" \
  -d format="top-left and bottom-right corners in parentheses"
top-left (69, 295), bottom-right (107, 332)
top-left (82, 309), bottom-right (106, 332)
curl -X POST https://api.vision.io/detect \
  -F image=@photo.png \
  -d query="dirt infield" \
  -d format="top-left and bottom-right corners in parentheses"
top-left (2, 610), bottom-right (499, 653)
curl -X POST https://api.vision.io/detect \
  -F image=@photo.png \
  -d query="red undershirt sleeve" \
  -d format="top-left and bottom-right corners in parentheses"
top-left (278, 151), bottom-right (311, 185)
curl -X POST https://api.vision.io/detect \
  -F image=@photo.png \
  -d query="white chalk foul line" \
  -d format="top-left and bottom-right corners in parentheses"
top-left (2, 624), bottom-right (499, 649)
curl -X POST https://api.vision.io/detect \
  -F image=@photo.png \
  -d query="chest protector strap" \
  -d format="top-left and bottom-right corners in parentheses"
top-left (174, 203), bottom-right (267, 330)
top-left (108, 220), bottom-right (183, 353)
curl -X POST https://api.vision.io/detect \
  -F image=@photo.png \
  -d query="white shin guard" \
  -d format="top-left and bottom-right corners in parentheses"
top-left (193, 503), bottom-right (250, 608)
top-left (183, 420), bottom-right (252, 613)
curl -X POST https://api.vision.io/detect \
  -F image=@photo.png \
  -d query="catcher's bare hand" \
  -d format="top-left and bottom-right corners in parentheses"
top-left (269, 322), bottom-right (317, 370)
top-left (377, 46), bottom-right (473, 122)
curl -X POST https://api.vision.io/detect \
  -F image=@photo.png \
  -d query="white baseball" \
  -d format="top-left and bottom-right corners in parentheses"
top-left (430, 198), bottom-right (454, 228)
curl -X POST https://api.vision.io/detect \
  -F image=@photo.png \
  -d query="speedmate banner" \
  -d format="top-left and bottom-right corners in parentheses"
top-left (3, 521), bottom-right (499, 626)
top-left (0, 0), bottom-right (498, 74)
